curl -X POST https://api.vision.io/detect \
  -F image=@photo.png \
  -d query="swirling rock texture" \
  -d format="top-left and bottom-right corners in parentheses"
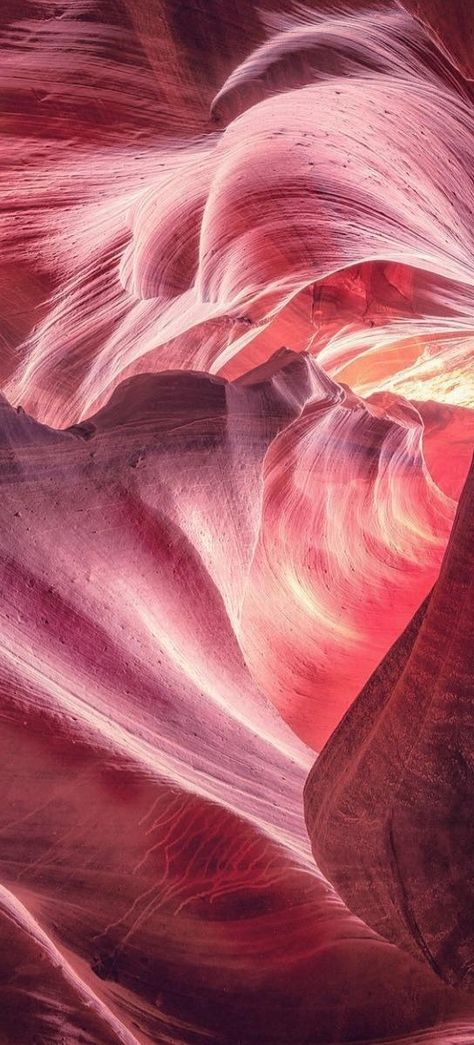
top-left (0, 1), bottom-right (473, 1044)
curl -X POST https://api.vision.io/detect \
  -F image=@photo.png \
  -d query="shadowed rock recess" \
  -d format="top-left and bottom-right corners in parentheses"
top-left (305, 454), bottom-right (474, 993)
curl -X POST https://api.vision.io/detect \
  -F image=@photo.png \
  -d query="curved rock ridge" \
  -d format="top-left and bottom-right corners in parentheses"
top-left (0, 358), bottom-right (473, 1042)
top-left (1, 1), bottom-right (474, 425)
top-left (1, 1), bottom-right (474, 1041)
top-left (304, 453), bottom-right (474, 992)
top-left (16, 347), bottom-right (470, 752)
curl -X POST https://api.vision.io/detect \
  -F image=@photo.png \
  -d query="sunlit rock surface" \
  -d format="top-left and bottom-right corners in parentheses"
top-left (2, 1), bottom-right (474, 424)
top-left (0, 355), bottom-right (472, 1042)
top-left (0, 0), bottom-right (473, 1042)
